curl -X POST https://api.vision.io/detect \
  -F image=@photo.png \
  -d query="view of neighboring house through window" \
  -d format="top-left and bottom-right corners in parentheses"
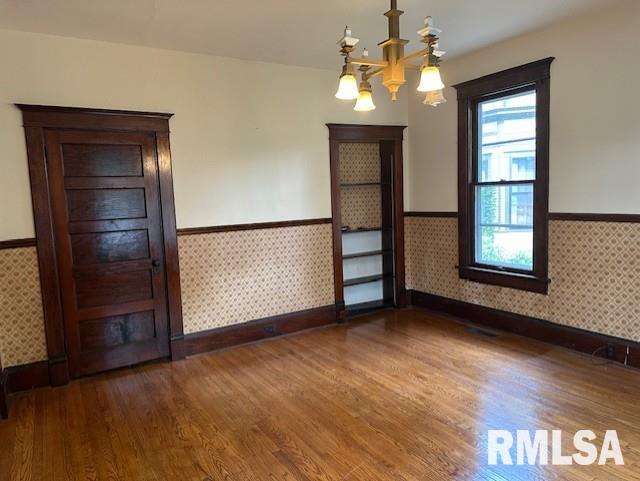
top-left (475, 90), bottom-right (536, 271)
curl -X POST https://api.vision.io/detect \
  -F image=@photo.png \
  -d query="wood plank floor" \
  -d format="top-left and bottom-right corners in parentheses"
top-left (2, 307), bottom-right (640, 480)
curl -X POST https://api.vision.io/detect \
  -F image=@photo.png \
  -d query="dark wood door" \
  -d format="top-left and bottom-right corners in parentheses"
top-left (45, 130), bottom-right (170, 377)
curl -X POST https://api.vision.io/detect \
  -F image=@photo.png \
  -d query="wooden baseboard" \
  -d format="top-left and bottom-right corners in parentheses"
top-left (0, 304), bottom-right (337, 411)
top-left (170, 335), bottom-right (186, 361)
top-left (184, 304), bottom-right (339, 357)
top-left (6, 361), bottom-right (50, 394)
top-left (408, 290), bottom-right (640, 368)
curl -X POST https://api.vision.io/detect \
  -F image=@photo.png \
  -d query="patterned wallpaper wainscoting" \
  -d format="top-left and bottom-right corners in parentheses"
top-left (178, 223), bottom-right (335, 334)
top-left (405, 216), bottom-right (640, 341)
top-left (0, 247), bottom-right (47, 367)
top-left (0, 222), bottom-right (334, 369)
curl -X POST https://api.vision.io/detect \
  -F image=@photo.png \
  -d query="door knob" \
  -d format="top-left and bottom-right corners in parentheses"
top-left (152, 259), bottom-right (161, 272)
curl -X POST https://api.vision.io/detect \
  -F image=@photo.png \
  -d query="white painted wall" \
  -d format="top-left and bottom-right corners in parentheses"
top-left (0, 29), bottom-right (408, 240)
top-left (407, 0), bottom-right (640, 214)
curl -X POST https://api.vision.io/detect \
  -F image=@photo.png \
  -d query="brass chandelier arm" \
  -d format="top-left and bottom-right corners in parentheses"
top-left (351, 48), bottom-right (429, 70)
top-left (364, 67), bottom-right (385, 80)
top-left (400, 47), bottom-right (430, 65)
top-left (349, 57), bottom-right (389, 68)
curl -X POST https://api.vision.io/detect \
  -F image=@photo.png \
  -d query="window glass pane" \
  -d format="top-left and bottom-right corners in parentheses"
top-left (478, 90), bottom-right (536, 182)
top-left (475, 184), bottom-right (533, 270)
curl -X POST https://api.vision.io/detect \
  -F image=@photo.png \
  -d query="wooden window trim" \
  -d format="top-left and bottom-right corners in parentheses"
top-left (453, 58), bottom-right (554, 294)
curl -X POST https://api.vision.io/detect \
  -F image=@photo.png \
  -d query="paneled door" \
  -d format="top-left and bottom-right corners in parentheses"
top-left (45, 130), bottom-right (170, 377)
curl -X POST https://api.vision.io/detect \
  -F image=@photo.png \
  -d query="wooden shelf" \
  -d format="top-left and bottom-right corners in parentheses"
top-left (343, 274), bottom-right (392, 287)
top-left (341, 227), bottom-right (390, 234)
top-left (346, 299), bottom-right (394, 316)
top-left (340, 182), bottom-right (388, 187)
top-left (343, 249), bottom-right (392, 260)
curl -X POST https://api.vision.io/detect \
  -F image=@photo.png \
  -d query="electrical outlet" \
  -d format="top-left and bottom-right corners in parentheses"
top-left (263, 325), bottom-right (276, 335)
top-left (606, 343), bottom-right (616, 360)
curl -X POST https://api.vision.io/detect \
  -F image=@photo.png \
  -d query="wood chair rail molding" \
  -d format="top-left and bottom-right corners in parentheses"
top-left (5, 212), bottom-right (639, 251)
top-left (17, 104), bottom-right (184, 388)
top-left (0, 238), bottom-right (38, 249)
top-left (177, 218), bottom-right (332, 235)
top-left (403, 211), bottom-right (640, 223)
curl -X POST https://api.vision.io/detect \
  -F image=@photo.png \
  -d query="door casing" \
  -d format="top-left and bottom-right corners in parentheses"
top-left (18, 104), bottom-right (185, 386)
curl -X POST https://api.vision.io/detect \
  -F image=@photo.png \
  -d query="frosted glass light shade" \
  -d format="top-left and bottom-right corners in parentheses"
top-left (335, 74), bottom-right (359, 100)
top-left (354, 90), bottom-right (376, 112)
top-left (424, 89), bottom-right (447, 107)
top-left (417, 66), bottom-right (445, 92)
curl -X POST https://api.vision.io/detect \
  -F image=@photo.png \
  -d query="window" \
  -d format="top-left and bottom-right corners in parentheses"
top-left (454, 58), bottom-right (553, 294)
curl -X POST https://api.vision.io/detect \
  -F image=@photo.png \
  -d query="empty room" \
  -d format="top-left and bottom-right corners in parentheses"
top-left (1, 0), bottom-right (639, 479)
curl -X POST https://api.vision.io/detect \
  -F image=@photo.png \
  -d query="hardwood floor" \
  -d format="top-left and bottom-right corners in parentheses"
top-left (2, 307), bottom-right (640, 480)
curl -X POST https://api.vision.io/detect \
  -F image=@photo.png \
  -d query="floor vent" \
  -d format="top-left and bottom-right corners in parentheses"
top-left (467, 326), bottom-right (500, 338)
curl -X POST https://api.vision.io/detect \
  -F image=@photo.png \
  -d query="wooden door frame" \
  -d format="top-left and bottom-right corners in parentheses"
top-left (17, 104), bottom-right (185, 386)
top-left (0, 358), bottom-right (7, 419)
top-left (326, 124), bottom-right (407, 320)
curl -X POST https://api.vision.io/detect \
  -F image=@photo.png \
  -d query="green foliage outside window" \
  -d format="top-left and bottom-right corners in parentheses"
top-left (478, 186), bottom-right (533, 269)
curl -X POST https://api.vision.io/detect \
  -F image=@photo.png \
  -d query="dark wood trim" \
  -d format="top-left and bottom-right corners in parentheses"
top-left (327, 124), bottom-right (406, 318)
top-left (0, 237), bottom-right (37, 249)
top-left (17, 104), bottom-right (172, 132)
top-left (24, 124), bottom-right (69, 386)
top-left (455, 59), bottom-right (553, 294)
top-left (549, 213), bottom-right (640, 223)
top-left (0, 364), bottom-right (7, 419)
top-left (329, 136), bottom-right (345, 322)
top-left (404, 211), bottom-right (458, 218)
top-left (408, 290), bottom-right (640, 369)
top-left (325, 124), bottom-right (406, 142)
top-left (0, 360), bottom-right (51, 417)
top-left (184, 304), bottom-right (338, 357)
top-left (155, 132), bottom-right (185, 361)
top-left (458, 266), bottom-right (550, 294)
top-left (177, 218), bottom-right (332, 236)
top-left (406, 211), bottom-right (640, 223)
top-left (5, 361), bottom-right (50, 393)
top-left (453, 58), bottom-right (555, 99)
top-left (391, 137), bottom-right (407, 308)
top-left (19, 105), bottom-right (183, 384)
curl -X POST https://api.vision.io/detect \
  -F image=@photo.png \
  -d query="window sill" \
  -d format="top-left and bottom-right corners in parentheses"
top-left (458, 266), bottom-right (549, 295)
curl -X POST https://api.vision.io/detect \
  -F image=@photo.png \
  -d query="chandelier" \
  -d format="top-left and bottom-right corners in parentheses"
top-left (335, 0), bottom-right (446, 111)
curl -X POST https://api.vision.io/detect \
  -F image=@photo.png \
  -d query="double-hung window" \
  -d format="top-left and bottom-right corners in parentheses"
top-left (454, 58), bottom-right (553, 294)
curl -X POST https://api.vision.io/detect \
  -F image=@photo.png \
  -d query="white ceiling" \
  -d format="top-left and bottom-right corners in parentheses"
top-left (0, 0), bottom-right (618, 69)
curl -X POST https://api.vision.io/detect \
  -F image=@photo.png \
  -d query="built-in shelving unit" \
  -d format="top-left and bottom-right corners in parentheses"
top-left (328, 124), bottom-right (406, 320)
top-left (337, 141), bottom-right (395, 315)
